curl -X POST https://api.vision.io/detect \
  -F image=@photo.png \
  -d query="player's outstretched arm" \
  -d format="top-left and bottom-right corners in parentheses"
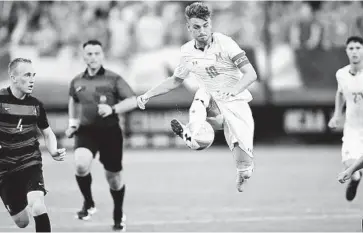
top-left (98, 76), bottom-right (139, 117)
top-left (137, 76), bottom-right (184, 109)
top-left (40, 127), bottom-right (66, 161)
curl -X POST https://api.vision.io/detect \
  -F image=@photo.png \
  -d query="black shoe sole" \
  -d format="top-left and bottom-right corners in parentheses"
top-left (112, 224), bottom-right (125, 231)
top-left (171, 119), bottom-right (184, 138)
top-left (346, 179), bottom-right (361, 201)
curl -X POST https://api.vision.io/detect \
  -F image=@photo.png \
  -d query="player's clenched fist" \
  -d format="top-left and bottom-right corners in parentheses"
top-left (328, 114), bottom-right (343, 129)
top-left (51, 148), bottom-right (66, 161)
top-left (137, 95), bottom-right (149, 110)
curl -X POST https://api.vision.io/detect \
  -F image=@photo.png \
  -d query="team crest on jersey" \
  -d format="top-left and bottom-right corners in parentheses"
top-left (76, 86), bottom-right (85, 92)
top-left (214, 52), bottom-right (223, 62)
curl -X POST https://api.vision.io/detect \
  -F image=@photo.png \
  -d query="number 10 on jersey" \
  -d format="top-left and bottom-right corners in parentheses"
top-left (205, 66), bottom-right (220, 78)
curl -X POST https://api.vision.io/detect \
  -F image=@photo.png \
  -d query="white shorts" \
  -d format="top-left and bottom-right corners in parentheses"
top-left (193, 88), bottom-right (255, 157)
top-left (341, 127), bottom-right (363, 162)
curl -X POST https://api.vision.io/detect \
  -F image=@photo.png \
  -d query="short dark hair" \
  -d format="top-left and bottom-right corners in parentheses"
top-left (346, 36), bottom-right (363, 46)
top-left (8, 58), bottom-right (32, 76)
top-left (83, 40), bottom-right (103, 48)
top-left (185, 2), bottom-right (211, 21)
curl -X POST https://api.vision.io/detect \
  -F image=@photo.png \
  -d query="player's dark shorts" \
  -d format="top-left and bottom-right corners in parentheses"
top-left (75, 125), bottom-right (123, 172)
top-left (0, 164), bottom-right (46, 216)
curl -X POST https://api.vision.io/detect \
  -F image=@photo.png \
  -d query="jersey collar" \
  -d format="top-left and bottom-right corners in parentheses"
top-left (194, 33), bottom-right (214, 51)
top-left (82, 66), bottom-right (105, 78)
top-left (7, 87), bottom-right (29, 100)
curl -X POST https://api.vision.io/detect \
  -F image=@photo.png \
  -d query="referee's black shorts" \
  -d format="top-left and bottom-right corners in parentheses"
top-left (75, 125), bottom-right (124, 172)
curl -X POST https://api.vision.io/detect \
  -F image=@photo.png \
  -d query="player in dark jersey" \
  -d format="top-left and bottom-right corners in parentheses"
top-left (65, 40), bottom-right (137, 231)
top-left (0, 58), bottom-right (66, 232)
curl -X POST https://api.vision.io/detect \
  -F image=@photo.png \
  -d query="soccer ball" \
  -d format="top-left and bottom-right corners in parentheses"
top-left (188, 121), bottom-right (215, 150)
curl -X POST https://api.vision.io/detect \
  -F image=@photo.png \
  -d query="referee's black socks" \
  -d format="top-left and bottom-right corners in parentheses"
top-left (110, 185), bottom-right (126, 224)
top-left (34, 213), bottom-right (51, 232)
top-left (76, 173), bottom-right (94, 206)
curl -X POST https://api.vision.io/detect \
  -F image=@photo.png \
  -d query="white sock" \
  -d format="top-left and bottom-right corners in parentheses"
top-left (189, 100), bottom-right (207, 124)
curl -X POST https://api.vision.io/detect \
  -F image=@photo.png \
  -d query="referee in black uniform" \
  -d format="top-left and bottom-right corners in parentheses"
top-left (65, 40), bottom-right (137, 231)
top-left (0, 58), bottom-right (66, 232)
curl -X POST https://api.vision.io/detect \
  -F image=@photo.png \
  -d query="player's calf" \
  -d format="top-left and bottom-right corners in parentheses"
top-left (233, 145), bottom-right (254, 192)
top-left (106, 171), bottom-right (126, 231)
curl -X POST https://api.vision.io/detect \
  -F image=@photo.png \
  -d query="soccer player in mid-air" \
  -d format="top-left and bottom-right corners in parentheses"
top-left (329, 36), bottom-right (363, 201)
top-left (0, 58), bottom-right (66, 232)
top-left (65, 40), bottom-right (137, 231)
top-left (137, 2), bottom-right (258, 192)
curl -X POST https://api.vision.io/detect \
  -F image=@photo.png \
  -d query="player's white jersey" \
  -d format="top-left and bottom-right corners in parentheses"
top-left (173, 32), bottom-right (253, 102)
top-left (336, 65), bottom-right (363, 128)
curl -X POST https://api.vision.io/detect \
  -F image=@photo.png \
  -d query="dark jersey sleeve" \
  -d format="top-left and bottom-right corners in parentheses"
top-left (37, 102), bottom-right (49, 130)
top-left (69, 78), bottom-right (79, 102)
top-left (116, 76), bottom-right (135, 100)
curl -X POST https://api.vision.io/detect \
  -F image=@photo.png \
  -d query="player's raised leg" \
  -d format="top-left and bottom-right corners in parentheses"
top-left (171, 88), bottom-right (210, 149)
top-left (74, 147), bottom-right (97, 220)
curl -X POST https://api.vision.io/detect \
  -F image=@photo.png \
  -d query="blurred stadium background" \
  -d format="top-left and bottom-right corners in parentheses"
top-left (1, 1), bottom-right (363, 232)
top-left (1, 0), bottom-right (360, 147)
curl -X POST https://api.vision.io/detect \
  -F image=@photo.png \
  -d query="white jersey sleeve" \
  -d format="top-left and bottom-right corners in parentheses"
top-left (173, 50), bottom-right (190, 79)
top-left (223, 36), bottom-right (250, 69)
top-left (336, 69), bottom-right (343, 93)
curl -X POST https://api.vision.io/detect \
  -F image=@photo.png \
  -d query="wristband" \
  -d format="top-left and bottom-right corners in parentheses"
top-left (69, 118), bottom-right (80, 127)
top-left (112, 106), bottom-right (116, 115)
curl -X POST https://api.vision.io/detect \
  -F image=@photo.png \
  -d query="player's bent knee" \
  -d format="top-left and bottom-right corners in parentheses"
top-left (74, 148), bottom-right (93, 175)
top-left (105, 170), bottom-right (123, 190)
top-left (27, 191), bottom-right (47, 216)
top-left (30, 199), bottom-right (47, 216)
top-left (12, 210), bottom-right (30, 228)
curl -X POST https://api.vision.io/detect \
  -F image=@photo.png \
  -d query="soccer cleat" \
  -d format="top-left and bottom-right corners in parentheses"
top-left (171, 119), bottom-right (187, 139)
top-left (112, 223), bottom-right (126, 232)
top-left (75, 202), bottom-right (97, 220)
top-left (113, 215), bottom-right (126, 231)
top-left (236, 166), bottom-right (254, 192)
top-left (170, 119), bottom-right (199, 149)
top-left (346, 178), bottom-right (361, 201)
